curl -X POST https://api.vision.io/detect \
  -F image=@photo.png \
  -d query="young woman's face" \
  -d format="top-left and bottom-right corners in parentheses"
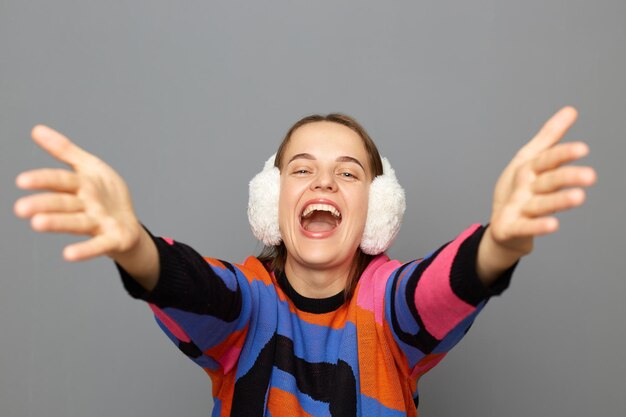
top-left (278, 121), bottom-right (372, 272)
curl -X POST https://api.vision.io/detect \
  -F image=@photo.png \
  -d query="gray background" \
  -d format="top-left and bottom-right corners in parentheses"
top-left (1, 1), bottom-right (624, 416)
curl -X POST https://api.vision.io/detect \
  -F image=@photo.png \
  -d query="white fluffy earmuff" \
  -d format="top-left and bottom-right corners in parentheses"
top-left (360, 157), bottom-right (406, 254)
top-left (248, 154), bottom-right (282, 246)
top-left (247, 154), bottom-right (406, 255)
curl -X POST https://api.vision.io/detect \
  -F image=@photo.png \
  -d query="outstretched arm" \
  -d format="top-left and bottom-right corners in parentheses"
top-left (14, 126), bottom-right (255, 373)
top-left (14, 125), bottom-right (159, 290)
top-left (477, 106), bottom-right (597, 285)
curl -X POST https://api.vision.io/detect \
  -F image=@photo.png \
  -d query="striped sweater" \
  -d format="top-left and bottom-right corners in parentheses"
top-left (119, 224), bottom-right (512, 416)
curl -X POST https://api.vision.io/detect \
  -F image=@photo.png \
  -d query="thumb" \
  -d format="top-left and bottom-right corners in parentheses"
top-left (30, 125), bottom-right (98, 168)
top-left (515, 106), bottom-right (578, 162)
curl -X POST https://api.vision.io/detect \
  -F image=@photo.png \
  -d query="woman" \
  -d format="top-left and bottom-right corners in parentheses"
top-left (14, 107), bottom-right (596, 416)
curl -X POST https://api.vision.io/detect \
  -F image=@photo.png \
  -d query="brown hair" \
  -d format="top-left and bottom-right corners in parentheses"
top-left (258, 113), bottom-right (384, 301)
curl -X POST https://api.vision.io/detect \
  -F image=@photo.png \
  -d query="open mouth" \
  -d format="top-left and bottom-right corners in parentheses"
top-left (300, 203), bottom-right (342, 233)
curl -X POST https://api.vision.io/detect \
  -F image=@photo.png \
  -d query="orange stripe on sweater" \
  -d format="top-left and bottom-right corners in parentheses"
top-left (356, 305), bottom-right (409, 412)
top-left (381, 319), bottom-right (420, 416)
top-left (204, 367), bottom-right (236, 417)
top-left (205, 327), bottom-right (247, 371)
top-left (204, 257), bottom-right (226, 269)
top-left (237, 256), bottom-right (274, 285)
top-left (267, 387), bottom-right (316, 417)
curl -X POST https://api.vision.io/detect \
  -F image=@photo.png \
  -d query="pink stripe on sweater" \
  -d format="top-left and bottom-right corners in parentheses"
top-left (414, 225), bottom-right (480, 340)
top-left (217, 346), bottom-right (242, 374)
top-left (149, 304), bottom-right (191, 343)
top-left (410, 354), bottom-right (445, 379)
top-left (357, 255), bottom-right (401, 325)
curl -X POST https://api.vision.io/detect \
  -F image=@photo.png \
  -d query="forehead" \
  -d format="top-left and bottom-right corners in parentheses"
top-left (284, 121), bottom-right (369, 162)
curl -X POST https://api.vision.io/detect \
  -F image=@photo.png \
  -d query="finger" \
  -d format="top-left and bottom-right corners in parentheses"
top-left (14, 193), bottom-right (85, 218)
top-left (30, 213), bottom-right (98, 235)
top-left (516, 106), bottom-right (578, 160)
top-left (30, 125), bottom-right (98, 167)
top-left (533, 166), bottom-right (597, 194)
top-left (16, 168), bottom-right (79, 192)
top-left (64, 234), bottom-right (118, 261)
top-left (522, 188), bottom-right (586, 217)
top-left (533, 141), bottom-right (590, 173)
top-left (507, 217), bottom-right (560, 237)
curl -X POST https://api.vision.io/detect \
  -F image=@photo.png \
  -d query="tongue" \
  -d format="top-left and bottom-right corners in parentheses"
top-left (302, 211), bottom-right (338, 233)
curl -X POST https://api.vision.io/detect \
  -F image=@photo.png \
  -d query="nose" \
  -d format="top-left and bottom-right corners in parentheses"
top-left (311, 170), bottom-right (337, 192)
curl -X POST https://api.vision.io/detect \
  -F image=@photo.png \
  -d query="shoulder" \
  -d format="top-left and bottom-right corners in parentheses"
top-left (359, 254), bottom-right (404, 286)
top-left (222, 256), bottom-right (274, 286)
top-left (354, 254), bottom-right (403, 321)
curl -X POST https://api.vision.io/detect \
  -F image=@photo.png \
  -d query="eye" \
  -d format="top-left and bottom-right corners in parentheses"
top-left (293, 169), bottom-right (310, 175)
top-left (339, 171), bottom-right (358, 180)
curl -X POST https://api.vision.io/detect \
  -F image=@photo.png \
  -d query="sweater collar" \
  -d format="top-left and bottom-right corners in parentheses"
top-left (277, 271), bottom-right (345, 314)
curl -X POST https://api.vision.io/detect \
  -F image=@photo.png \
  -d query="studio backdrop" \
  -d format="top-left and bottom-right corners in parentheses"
top-left (1, 1), bottom-right (625, 416)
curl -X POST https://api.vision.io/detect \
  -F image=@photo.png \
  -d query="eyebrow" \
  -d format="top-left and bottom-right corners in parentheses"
top-left (287, 153), bottom-right (366, 171)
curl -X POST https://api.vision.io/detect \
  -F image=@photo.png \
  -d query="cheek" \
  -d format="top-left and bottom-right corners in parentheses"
top-left (351, 186), bottom-right (371, 225)
top-left (360, 185), bottom-right (371, 211)
top-left (362, 186), bottom-right (371, 206)
top-left (278, 178), bottom-right (297, 224)
top-left (278, 198), bottom-right (290, 228)
top-left (278, 190), bottom-right (288, 224)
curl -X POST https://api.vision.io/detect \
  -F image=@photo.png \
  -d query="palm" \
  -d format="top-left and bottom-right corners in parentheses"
top-left (14, 125), bottom-right (141, 261)
top-left (487, 107), bottom-right (596, 255)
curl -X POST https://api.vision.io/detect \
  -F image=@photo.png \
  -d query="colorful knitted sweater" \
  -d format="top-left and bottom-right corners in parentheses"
top-left (119, 224), bottom-right (512, 416)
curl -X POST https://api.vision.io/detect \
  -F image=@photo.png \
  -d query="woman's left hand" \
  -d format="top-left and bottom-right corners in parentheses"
top-left (477, 106), bottom-right (597, 284)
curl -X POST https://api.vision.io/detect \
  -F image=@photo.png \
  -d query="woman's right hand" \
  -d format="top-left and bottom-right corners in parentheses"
top-left (14, 125), bottom-right (159, 289)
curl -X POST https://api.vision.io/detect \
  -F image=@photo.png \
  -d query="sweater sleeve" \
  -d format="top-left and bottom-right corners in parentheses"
top-left (117, 230), bottom-right (252, 374)
top-left (385, 224), bottom-right (514, 378)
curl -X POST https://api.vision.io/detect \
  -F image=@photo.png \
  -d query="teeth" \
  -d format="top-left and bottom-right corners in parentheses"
top-left (302, 204), bottom-right (341, 219)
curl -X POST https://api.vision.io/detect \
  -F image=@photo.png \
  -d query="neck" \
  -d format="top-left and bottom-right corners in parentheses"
top-left (283, 256), bottom-right (352, 298)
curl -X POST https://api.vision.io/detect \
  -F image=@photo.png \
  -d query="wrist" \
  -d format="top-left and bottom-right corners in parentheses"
top-left (111, 226), bottom-right (159, 291)
top-left (477, 226), bottom-right (530, 285)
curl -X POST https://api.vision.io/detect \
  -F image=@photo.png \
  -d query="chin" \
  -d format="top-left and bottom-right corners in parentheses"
top-left (299, 253), bottom-right (344, 269)
top-left (290, 239), bottom-right (357, 269)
